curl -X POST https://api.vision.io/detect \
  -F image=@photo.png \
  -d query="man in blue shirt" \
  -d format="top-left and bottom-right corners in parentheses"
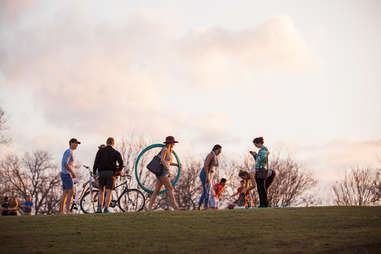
top-left (60, 138), bottom-right (80, 214)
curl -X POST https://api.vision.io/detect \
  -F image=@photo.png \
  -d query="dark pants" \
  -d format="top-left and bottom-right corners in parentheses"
top-left (255, 170), bottom-right (276, 207)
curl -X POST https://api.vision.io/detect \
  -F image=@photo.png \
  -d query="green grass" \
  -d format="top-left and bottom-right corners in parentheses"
top-left (0, 207), bottom-right (380, 254)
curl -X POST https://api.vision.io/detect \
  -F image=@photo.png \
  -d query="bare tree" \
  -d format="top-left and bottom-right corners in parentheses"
top-left (224, 154), bottom-right (318, 207)
top-left (173, 158), bottom-right (203, 210)
top-left (0, 151), bottom-right (61, 214)
top-left (332, 167), bottom-right (380, 206)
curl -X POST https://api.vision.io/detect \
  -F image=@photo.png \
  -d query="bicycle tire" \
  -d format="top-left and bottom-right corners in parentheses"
top-left (118, 189), bottom-right (146, 212)
top-left (80, 190), bottom-right (99, 214)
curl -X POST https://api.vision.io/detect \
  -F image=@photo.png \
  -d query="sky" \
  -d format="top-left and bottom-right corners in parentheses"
top-left (1, 0), bottom-right (380, 203)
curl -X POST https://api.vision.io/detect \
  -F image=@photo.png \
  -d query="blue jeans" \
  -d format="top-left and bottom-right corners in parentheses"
top-left (198, 168), bottom-right (210, 208)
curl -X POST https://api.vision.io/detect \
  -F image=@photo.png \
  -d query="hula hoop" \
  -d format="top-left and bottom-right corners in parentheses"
top-left (134, 144), bottom-right (181, 195)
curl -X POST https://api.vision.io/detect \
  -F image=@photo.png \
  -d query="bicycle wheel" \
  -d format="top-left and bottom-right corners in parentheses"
top-left (118, 189), bottom-right (145, 212)
top-left (80, 190), bottom-right (99, 214)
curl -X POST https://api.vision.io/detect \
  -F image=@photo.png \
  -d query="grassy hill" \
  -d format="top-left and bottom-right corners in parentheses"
top-left (0, 207), bottom-right (380, 254)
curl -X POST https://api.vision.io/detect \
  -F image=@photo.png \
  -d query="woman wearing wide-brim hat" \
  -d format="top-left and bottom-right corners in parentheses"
top-left (148, 136), bottom-right (183, 211)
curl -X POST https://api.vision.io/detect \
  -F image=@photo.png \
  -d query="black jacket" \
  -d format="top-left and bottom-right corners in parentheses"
top-left (93, 145), bottom-right (123, 174)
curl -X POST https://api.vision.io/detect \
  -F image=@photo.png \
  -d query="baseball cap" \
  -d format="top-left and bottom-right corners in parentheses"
top-left (69, 138), bottom-right (81, 144)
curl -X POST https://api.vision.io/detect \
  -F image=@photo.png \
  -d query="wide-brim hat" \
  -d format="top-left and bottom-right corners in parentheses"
top-left (164, 136), bottom-right (179, 144)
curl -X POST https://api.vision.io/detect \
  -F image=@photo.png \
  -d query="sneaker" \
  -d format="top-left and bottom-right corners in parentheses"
top-left (103, 209), bottom-right (111, 214)
top-left (96, 207), bottom-right (102, 213)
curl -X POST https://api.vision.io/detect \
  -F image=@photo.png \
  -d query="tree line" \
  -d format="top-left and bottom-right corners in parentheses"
top-left (0, 106), bottom-right (380, 214)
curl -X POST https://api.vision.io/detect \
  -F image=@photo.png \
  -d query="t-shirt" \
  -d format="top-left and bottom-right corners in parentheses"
top-left (254, 146), bottom-right (268, 169)
top-left (23, 201), bottom-right (33, 213)
top-left (61, 149), bottom-right (74, 175)
top-left (213, 183), bottom-right (225, 198)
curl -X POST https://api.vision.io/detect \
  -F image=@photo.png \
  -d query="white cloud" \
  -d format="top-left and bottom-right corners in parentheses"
top-left (0, 1), bottom-right (322, 159)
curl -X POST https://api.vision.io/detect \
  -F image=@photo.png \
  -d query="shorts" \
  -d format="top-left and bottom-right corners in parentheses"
top-left (156, 169), bottom-right (169, 179)
top-left (99, 170), bottom-right (115, 190)
top-left (61, 173), bottom-right (73, 190)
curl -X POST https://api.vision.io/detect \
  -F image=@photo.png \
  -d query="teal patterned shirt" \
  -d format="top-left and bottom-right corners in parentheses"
top-left (254, 146), bottom-right (268, 169)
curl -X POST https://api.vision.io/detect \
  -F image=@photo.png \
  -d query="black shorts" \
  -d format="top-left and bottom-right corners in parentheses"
top-left (99, 171), bottom-right (115, 190)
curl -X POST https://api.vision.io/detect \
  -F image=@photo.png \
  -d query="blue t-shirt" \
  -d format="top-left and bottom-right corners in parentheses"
top-left (23, 201), bottom-right (33, 213)
top-left (61, 149), bottom-right (74, 175)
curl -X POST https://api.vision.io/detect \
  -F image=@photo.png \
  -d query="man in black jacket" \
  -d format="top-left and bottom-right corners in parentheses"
top-left (93, 137), bottom-right (123, 213)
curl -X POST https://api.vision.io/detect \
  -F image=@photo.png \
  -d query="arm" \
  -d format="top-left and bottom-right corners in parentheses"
top-left (230, 191), bottom-right (240, 199)
top-left (93, 150), bottom-right (101, 175)
top-left (203, 154), bottom-right (213, 183)
top-left (160, 149), bottom-right (170, 170)
top-left (64, 151), bottom-right (76, 178)
top-left (116, 151), bottom-right (124, 171)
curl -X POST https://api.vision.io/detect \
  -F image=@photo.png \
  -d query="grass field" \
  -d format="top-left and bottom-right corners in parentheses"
top-left (0, 207), bottom-right (380, 254)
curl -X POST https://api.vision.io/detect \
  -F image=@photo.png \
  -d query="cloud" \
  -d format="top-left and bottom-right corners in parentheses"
top-left (0, 1), bottom-right (321, 156)
top-left (0, 0), bottom-right (37, 25)
top-left (177, 15), bottom-right (322, 88)
top-left (275, 139), bottom-right (381, 181)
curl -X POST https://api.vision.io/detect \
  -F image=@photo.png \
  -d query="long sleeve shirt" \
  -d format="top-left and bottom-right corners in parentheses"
top-left (93, 145), bottom-right (123, 174)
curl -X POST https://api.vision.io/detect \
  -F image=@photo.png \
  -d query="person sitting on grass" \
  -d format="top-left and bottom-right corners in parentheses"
top-left (21, 195), bottom-right (33, 215)
top-left (209, 178), bottom-right (227, 209)
top-left (228, 174), bottom-right (254, 209)
top-left (1, 196), bottom-right (10, 216)
top-left (7, 197), bottom-right (18, 216)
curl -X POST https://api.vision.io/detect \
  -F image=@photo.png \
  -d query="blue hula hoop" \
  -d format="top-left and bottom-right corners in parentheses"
top-left (134, 144), bottom-right (181, 194)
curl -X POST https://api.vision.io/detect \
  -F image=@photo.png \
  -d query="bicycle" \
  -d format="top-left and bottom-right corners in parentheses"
top-left (70, 165), bottom-right (97, 214)
top-left (80, 168), bottom-right (145, 213)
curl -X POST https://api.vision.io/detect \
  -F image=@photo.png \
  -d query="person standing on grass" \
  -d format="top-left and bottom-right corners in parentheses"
top-left (148, 136), bottom-right (183, 211)
top-left (22, 195), bottom-right (33, 215)
top-left (198, 144), bottom-right (222, 210)
top-left (93, 137), bottom-right (123, 213)
top-left (247, 137), bottom-right (276, 207)
top-left (60, 138), bottom-right (80, 215)
top-left (209, 178), bottom-right (226, 209)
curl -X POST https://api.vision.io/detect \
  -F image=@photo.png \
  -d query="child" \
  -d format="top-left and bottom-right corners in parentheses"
top-left (229, 178), bottom-right (254, 208)
top-left (22, 195), bottom-right (33, 215)
top-left (209, 178), bottom-right (226, 209)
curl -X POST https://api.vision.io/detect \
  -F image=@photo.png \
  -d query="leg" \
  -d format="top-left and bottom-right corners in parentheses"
top-left (104, 189), bottom-right (112, 210)
top-left (160, 177), bottom-right (179, 209)
top-left (198, 173), bottom-right (207, 209)
top-left (204, 182), bottom-right (210, 209)
top-left (148, 179), bottom-right (163, 211)
top-left (65, 189), bottom-right (73, 214)
top-left (103, 173), bottom-right (115, 211)
top-left (61, 190), bottom-right (69, 214)
top-left (255, 177), bottom-right (268, 207)
top-left (98, 186), bottom-right (105, 209)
